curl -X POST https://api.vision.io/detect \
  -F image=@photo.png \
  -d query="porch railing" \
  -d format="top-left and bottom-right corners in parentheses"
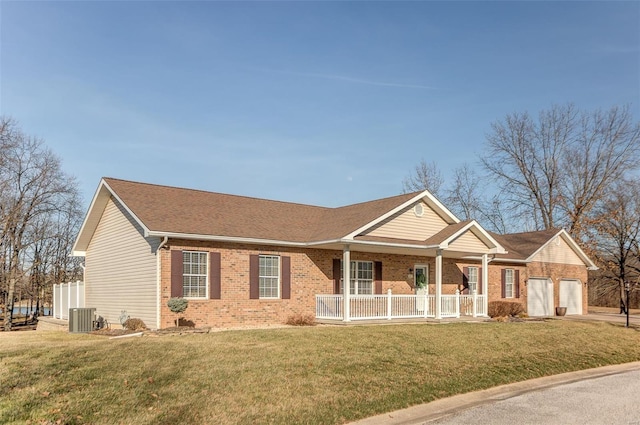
top-left (316, 290), bottom-right (486, 321)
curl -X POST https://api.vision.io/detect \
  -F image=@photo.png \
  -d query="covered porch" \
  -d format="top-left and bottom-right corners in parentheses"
top-left (310, 219), bottom-right (506, 323)
top-left (316, 290), bottom-right (486, 321)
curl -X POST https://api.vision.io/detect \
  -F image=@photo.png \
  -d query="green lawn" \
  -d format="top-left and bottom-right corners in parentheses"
top-left (2, 320), bottom-right (639, 425)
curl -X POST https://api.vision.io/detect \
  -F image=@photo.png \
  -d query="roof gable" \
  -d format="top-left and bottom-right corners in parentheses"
top-left (492, 228), bottom-right (597, 269)
top-left (73, 178), bottom-right (423, 254)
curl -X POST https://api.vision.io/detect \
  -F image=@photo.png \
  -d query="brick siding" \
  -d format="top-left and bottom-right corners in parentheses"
top-left (159, 239), bottom-right (589, 328)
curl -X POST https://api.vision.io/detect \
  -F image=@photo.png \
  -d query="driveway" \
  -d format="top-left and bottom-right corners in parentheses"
top-left (560, 309), bottom-right (640, 326)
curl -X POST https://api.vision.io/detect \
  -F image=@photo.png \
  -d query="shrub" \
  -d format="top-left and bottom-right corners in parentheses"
top-left (167, 297), bottom-right (189, 327)
top-left (123, 318), bottom-right (147, 331)
top-left (488, 301), bottom-right (525, 318)
top-left (285, 314), bottom-right (316, 326)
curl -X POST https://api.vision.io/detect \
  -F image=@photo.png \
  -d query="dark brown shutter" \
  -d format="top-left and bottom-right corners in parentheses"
top-left (374, 261), bottom-right (383, 294)
top-left (515, 270), bottom-right (520, 298)
top-left (171, 250), bottom-right (184, 298)
top-left (249, 254), bottom-right (259, 299)
top-left (333, 259), bottom-right (341, 294)
top-left (281, 256), bottom-right (291, 299)
top-left (462, 266), bottom-right (469, 288)
top-left (478, 268), bottom-right (483, 295)
top-left (210, 252), bottom-right (221, 300)
top-left (501, 269), bottom-right (506, 298)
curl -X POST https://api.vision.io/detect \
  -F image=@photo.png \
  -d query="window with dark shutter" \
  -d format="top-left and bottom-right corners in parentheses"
top-left (210, 252), bottom-right (221, 300)
top-left (332, 259), bottom-right (341, 294)
top-left (249, 254), bottom-right (259, 299)
top-left (171, 250), bottom-right (184, 298)
top-left (374, 261), bottom-right (383, 294)
top-left (281, 256), bottom-right (291, 299)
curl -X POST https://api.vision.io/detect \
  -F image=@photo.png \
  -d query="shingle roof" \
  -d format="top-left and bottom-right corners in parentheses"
top-left (490, 228), bottom-right (561, 260)
top-left (104, 178), bottom-right (420, 242)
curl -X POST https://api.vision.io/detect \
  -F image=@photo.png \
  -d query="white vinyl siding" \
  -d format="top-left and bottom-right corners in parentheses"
top-left (531, 237), bottom-right (584, 265)
top-left (183, 251), bottom-right (208, 298)
top-left (504, 269), bottom-right (514, 298)
top-left (85, 197), bottom-right (160, 329)
top-left (259, 255), bottom-right (280, 299)
top-left (365, 202), bottom-right (449, 241)
top-left (448, 231), bottom-right (491, 253)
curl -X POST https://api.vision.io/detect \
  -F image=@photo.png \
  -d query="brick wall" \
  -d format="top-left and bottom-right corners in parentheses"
top-left (159, 239), bottom-right (589, 328)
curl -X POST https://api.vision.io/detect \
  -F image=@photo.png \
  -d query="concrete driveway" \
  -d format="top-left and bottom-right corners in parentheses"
top-left (560, 309), bottom-right (640, 326)
top-left (351, 362), bottom-right (640, 425)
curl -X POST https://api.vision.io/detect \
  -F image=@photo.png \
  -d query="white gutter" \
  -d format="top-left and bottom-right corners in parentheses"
top-left (146, 231), bottom-right (307, 247)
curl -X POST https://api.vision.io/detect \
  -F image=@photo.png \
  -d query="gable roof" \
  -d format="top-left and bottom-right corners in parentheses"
top-left (73, 178), bottom-right (424, 254)
top-left (73, 177), bottom-right (595, 270)
top-left (491, 228), bottom-right (597, 269)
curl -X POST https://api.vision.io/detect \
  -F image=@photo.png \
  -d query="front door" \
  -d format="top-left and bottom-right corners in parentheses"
top-left (415, 265), bottom-right (429, 294)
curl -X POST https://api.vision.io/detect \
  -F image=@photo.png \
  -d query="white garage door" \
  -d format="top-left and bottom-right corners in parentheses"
top-left (528, 278), bottom-right (554, 317)
top-left (560, 279), bottom-right (582, 315)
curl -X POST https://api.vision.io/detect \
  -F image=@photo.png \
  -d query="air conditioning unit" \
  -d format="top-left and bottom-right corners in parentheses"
top-left (68, 308), bottom-right (96, 333)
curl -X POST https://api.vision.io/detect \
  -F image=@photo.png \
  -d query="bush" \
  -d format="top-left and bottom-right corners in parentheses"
top-left (285, 314), bottom-right (316, 326)
top-left (488, 301), bottom-right (525, 318)
top-left (167, 297), bottom-right (188, 314)
top-left (123, 318), bottom-right (147, 331)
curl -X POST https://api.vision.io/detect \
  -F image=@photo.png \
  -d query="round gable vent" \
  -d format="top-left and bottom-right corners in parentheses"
top-left (414, 203), bottom-right (424, 217)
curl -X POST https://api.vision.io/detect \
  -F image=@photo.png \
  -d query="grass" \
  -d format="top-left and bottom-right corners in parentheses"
top-left (1, 320), bottom-right (640, 425)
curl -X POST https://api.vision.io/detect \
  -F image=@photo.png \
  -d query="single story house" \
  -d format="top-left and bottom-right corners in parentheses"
top-left (72, 178), bottom-right (597, 329)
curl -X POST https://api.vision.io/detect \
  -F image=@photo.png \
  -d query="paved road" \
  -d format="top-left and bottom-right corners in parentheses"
top-left (430, 368), bottom-right (640, 425)
top-left (351, 362), bottom-right (640, 425)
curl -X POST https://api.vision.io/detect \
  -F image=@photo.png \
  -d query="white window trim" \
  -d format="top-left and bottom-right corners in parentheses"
top-left (468, 266), bottom-right (478, 294)
top-left (183, 251), bottom-right (209, 299)
top-left (504, 268), bottom-right (514, 298)
top-left (259, 255), bottom-right (281, 299)
top-left (340, 260), bottom-right (374, 295)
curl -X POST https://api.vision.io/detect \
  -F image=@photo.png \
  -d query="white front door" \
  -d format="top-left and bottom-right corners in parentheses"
top-left (415, 265), bottom-right (429, 294)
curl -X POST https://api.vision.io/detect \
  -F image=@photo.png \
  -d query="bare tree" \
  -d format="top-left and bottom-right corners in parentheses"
top-left (402, 159), bottom-right (444, 198)
top-left (589, 178), bottom-right (640, 312)
top-left (0, 117), bottom-right (80, 331)
top-left (482, 104), bottom-right (640, 238)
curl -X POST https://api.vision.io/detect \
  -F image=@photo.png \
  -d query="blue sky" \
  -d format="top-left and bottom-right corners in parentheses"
top-left (1, 1), bottom-right (638, 209)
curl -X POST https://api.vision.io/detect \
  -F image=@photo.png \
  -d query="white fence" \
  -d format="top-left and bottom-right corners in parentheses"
top-left (316, 290), bottom-right (486, 321)
top-left (53, 281), bottom-right (85, 320)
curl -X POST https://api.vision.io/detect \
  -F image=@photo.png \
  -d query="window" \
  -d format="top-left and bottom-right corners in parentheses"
top-left (468, 266), bottom-right (478, 294)
top-left (183, 251), bottom-right (208, 298)
top-left (259, 255), bottom-right (280, 299)
top-left (504, 269), bottom-right (514, 298)
top-left (340, 261), bottom-right (374, 294)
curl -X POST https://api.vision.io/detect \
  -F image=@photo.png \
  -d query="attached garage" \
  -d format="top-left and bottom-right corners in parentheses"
top-left (527, 278), bottom-right (554, 316)
top-left (559, 279), bottom-right (582, 315)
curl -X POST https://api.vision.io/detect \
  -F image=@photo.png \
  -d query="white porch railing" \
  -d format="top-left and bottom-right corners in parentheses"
top-left (53, 281), bottom-right (85, 320)
top-left (316, 290), bottom-right (486, 321)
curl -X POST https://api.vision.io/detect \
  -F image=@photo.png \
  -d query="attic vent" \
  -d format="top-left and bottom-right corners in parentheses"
top-left (413, 204), bottom-right (424, 217)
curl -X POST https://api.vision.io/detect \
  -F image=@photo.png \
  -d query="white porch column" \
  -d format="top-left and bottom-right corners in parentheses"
top-left (435, 249), bottom-right (443, 319)
top-left (482, 253), bottom-right (489, 316)
top-left (343, 245), bottom-right (351, 322)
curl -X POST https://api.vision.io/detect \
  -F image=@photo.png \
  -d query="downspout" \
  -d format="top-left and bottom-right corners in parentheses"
top-left (156, 237), bottom-right (169, 330)
top-left (79, 263), bottom-right (86, 315)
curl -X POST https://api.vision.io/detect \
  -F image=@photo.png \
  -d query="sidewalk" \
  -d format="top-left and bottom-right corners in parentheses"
top-left (349, 362), bottom-right (640, 425)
